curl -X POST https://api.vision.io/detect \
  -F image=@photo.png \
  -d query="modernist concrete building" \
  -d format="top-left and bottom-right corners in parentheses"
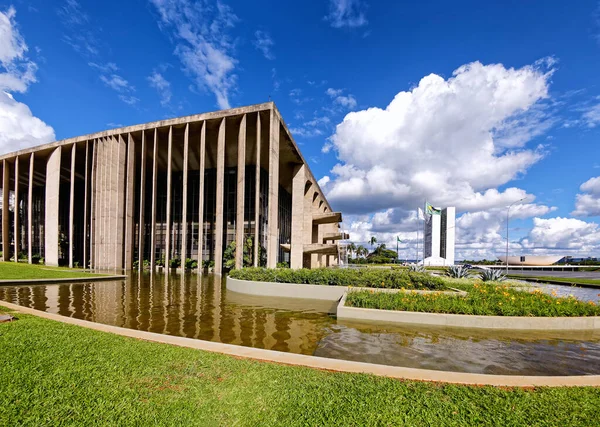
top-left (0, 102), bottom-right (344, 274)
top-left (423, 206), bottom-right (455, 266)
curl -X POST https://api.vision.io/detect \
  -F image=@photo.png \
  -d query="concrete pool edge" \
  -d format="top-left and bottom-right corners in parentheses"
top-left (1, 300), bottom-right (599, 387)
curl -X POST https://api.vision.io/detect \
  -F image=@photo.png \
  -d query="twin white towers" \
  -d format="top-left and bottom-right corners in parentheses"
top-left (423, 206), bottom-right (455, 266)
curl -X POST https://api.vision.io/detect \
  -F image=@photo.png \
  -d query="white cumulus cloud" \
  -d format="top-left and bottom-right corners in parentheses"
top-left (572, 176), bottom-right (600, 217)
top-left (0, 7), bottom-right (54, 154)
top-left (324, 60), bottom-right (555, 215)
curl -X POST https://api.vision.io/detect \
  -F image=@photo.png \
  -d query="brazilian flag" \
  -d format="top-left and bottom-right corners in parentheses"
top-left (425, 202), bottom-right (441, 216)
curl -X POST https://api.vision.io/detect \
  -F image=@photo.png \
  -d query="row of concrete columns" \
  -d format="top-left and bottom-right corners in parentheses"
top-left (0, 106), bottom-right (334, 272)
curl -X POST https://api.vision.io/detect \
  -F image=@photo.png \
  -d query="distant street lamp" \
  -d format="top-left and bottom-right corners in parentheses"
top-left (506, 198), bottom-right (526, 273)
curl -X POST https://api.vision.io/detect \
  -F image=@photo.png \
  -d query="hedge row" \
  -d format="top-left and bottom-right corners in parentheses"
top-left (228, 267), bottom-right (446, 290)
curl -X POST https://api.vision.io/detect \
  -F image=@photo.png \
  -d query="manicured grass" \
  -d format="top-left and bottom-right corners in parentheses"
top-left (509, 274), bottom-right (600, 287)
top-left (346, 282), bottom-right (600, 317)
top-left (0, 262), bottom-right (106, 280)
top-left (229, 267), bottom-right (446, 290)
top-left (1, 305), bottom-right (600, 426)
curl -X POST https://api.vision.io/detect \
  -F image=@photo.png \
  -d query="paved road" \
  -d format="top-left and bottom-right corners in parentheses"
top-left (506, 270), bottom-right (600, 280)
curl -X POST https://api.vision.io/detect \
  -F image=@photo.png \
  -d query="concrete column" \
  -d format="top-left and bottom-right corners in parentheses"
top-left (290, 164), bottom-right (305, 269)
top-left (83, 141), bottom-right (89, 269)
top-left (116, 135), bottom-right (126, 270)
top-left (181, 123), bottom-right (189, 266)
top-left (90, 140), bottom-right (97, 269)
top-left (235, 114), bottom-right (246, 269)
top-left (303, 182), bottom-right (313, 268)
top-left (14, 156), bottom-right (19, 262)
top-left (28, 152), bottom-right (34, 264)
top-left (124, 133), bottom-right (135, 270)
top-left (138, 131), bottom-right (147, 271)
top-left (2, 160), bottom-right (9, 261)
top-left (165, 126), bottom-right (173, 271)
top-left (214, 118), bottom-right (226, 275)
top-left (266, 110), bottom-right (279, 268)
top-left (253, 113), bottom-right (261, 267)
top-left (68, 144), bottom-right (76, 268)
top-left (197, 121), bottom-right (206, 267)
top-left (45, 147), bottom-right (61, 267)
top-left (150, 130), bottom-right (158, 268)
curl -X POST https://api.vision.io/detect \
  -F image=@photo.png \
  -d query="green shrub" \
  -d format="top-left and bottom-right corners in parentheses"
top-left (185, 258), bottom-right (198, 270)
top-left (480, 269), bottom-right (506, 282)
top-left (169, 257), bottom-right (181, 268)
top-left (345, 283), bottom-right (600, 317)
top-left (408, 264), bottom-right (425, 273)
top-left (229, 267), bottom-right (446, 290)
top-left (31, 254), bottom-right (42, 264)
top-left (446, 265), bottom-right (471, 279)
top-left (276, 261), bottom-right (290, 269)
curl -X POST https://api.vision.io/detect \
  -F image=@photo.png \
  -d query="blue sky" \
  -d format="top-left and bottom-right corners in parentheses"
top-left (2, 0), bottom-right (600, 260)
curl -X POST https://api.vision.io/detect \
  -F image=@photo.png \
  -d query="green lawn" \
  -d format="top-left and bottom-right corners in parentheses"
top-left (346, 282), bottom-right (600, 317)
top-left (508, 274), bottom-right (600, 287)
top-left (1, 305), bottom-right (600, 426)
top-left (0, 262), bottom-right (106, 280)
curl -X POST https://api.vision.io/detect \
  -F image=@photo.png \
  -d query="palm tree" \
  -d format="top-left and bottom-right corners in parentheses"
top-left (369, 236), bottom-right (377, 249)
top-left (348, 242), bottom-right (357, 259)
top-left (356, 245), bottom-right (367, 259)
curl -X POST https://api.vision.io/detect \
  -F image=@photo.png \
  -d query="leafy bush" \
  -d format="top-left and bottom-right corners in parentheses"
top-left (31, 254), bottom-right (42, 265)
top-left (408, 264), bottom-right (425, 273)
top-left (345, 283), bottom-right (600, 317)
top-left (276, 261), bottom-right (290, 269)
top-left (169, 257), bottom-right (181, 268)
top-left (185, 258), bottom-right (198, 270)
top-left (229, 267), bottom-right (446, 290)
top-left (446, 265), bottom-right (471, 279)
top-left (480, 269), bottom-right (506, 282)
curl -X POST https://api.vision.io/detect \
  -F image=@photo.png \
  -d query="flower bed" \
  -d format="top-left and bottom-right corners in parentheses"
top-left (345, 283), bottom-right (600, 317)
top-left (228, 267), bottom-right (446, 290)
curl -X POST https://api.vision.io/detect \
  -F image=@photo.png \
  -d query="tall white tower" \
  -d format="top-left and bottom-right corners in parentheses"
top-left (423, 206), bottom-right (455, 266)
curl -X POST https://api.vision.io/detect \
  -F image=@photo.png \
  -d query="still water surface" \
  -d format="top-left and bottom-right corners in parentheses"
top-left (1, 274), bottom-right (600, 376)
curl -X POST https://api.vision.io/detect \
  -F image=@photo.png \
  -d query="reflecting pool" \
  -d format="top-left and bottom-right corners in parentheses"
top-left (1, 274), bottom-right (600, 376)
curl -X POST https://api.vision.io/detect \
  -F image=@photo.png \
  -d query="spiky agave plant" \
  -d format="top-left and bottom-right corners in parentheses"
top-left (446, 265), bottom-right (471, 279)
top-left (479, 268), bottom-right (506, 282)
top-left (408, 264), bottom-right (426, 273)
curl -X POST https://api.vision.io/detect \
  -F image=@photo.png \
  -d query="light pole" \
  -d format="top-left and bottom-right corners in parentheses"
top-left (506, 198), bottom-right (525, 273)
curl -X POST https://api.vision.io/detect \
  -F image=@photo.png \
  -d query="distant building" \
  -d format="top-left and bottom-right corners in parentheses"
top-left (0, 102), bottom-right (343, 272)
top-left (497, 255), bottom-right (562, 266)
top-left (423, 206), bottom-right (455, 266)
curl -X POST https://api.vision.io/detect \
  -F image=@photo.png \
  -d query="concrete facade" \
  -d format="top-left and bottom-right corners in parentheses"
top-left (0, 103), bottom-right (342, 271)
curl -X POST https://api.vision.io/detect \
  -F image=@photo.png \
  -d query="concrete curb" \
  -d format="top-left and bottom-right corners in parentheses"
top-left (338, 293), bottom-right (600, 330)
top-left (1, 300), bottom-right (599, 387)
top-left (0, 275), bottom-right (126, 285)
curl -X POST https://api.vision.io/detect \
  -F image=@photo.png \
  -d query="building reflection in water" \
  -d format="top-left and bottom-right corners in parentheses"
top-left (0, 274), bottom-right (333, 355)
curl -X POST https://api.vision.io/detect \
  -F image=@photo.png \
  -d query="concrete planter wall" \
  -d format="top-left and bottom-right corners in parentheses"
top-left (337, 293), bottom-right (600, 330)
top-left (226, 277), bottom-right (347, 301)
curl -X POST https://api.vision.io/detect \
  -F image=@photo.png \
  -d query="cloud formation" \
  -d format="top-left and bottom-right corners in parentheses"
top-left (150, 0), bottom-right (239, 109)
top-left (253, 30), bottom-right (274, 60)
top-left (323, 60), bottom-right (555, 215)
top-left (148, 71), bottom-right (172, 106)
top-left (0, 7), bottom-right (54, 154)
top-left (572, 176), bottom-right (600, 217)
top-left (325, 0), bottom-right (368, 28)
